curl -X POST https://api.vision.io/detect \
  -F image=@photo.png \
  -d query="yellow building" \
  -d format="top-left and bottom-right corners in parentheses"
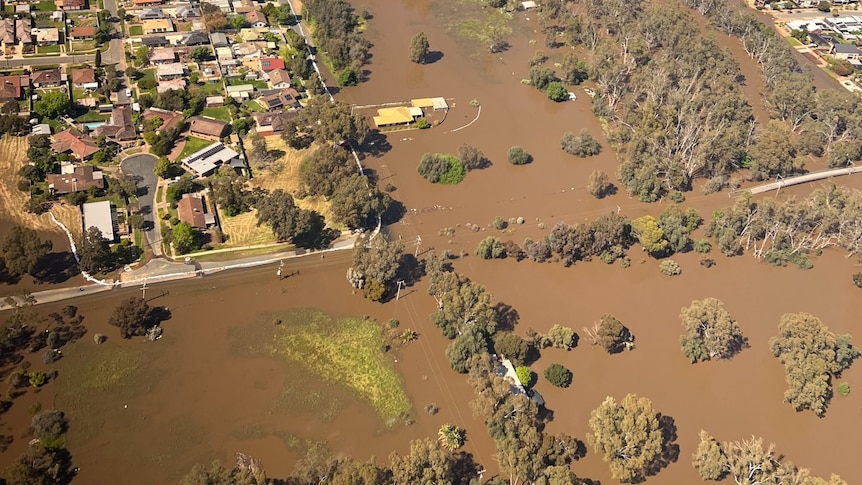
top-left (373, 106), bottom-right (424, 127)
top-left (410, 97), bottom-right (449, 111)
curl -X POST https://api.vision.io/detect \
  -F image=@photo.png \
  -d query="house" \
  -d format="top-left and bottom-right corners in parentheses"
top-left (0, 75), bottom-right (29, 102)
top-left (207, 0), bottom-right (232, 13)
top-left (233, 0), bottom-right (258, 14)
top-left (82, 201), bottom-right (118, 243)
top-left (16, 19), bottom-right (31, 44)
top-left (132, 0), bottom-right (164, 6)
top-left (92, 106), bottom-right (136, 142)
top-left (244, 10), bottom-right (268, 28)
top-left (157, 78), bottom-right (187, 93)
top-left (47, 165), bottom-right (104, 194)
top-left (15, 4), bottom-right (30, 14)
top-left (266, 68), bottom-right (291, 88)
top-left (258, 57), bottom-right (285, 72)
top-left (0, 20), bottom-right (13, 45)
top-left (141, 36), bottom-right (169, 47)
top-left (373, 106), bottom-right (424, 127)
top-left (182, 31), bottom-right (209, 46)
top-left (33, 28), bottom-right (60, 46)
top-left (832, 43), bottom-right (860, 60)
top-left (54, 0), bottom-right (85, 10)
top-left (180, 141), bottom-right (241, 176)
top-left (142, 18), bottom-right (174, 35)
top-left (51, 129), bottom-right (100, 160)
top-left (177, 194), bottom-right (214, 228)
top-left (253, 110), bottom-right (297, 136)
top-left (188, 116), bottom-right (230, 140)
top-left (256, 88), bottom-right (300, 110)
top-left (206, 96), bottom-right (225, 107)
top-left (31, 124), bottom-right (51, 135)
top-left (138, 8), bottom-right (167, 20)
top-left (175, 6), bottom-right (201, 20)
top-left (68, 25), bottom-right (95, 40)
top-left (71, 68), bottom-right (98, 90)
top-left (143, 107), bottom-right (183, 132)
top-left (210, 32), bottom-right (228, 47)
top-left (149, 47), bottom-right (177, 64)
top-left (156, 62), bottom-right (186, 80)
top-left (411, 97), bottom-right (449, 111)
top-left (496, 357), bottom-right (544, 407)
top-left (216, 46), bottom-right (234, 60)
top-left (30, 69), bottom-right (63, 88)
top-left (233, 42), bottom-right (263, 58)
top-left (225, 84), bottom-right (254, 100)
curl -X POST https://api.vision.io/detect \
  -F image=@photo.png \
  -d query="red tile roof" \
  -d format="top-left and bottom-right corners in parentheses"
top-left (259, 57), bottom-right (285, 72)
top-left (177, 194), bottom-right (207, 228)
top-left (51, 129), bottom-right (100, 160)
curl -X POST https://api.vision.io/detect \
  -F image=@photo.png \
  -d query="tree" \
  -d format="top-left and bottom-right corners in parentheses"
top-left (457, 144), bottom-right (488, 170)
top-left (544, 364), bottom-right (573, 388)
top-left (255, 189), bottom-right (334, 249)
top-left (587, 394), bottom-right (668, 483)
top-left (546, 81), bottom-right (568, 102)
top-left (515, 365), bottom-right (532, 387)
top-left (189, 46), bottom-right (212, 63)
top-left (561, 129), bottom-right (601, 157)
top-left (2, 445), bottom-right (73, 485)
top-left (437, 424), bottom-right (465, 452)
top-left (31, 411), bottom-right (67, 444)
top-left (630, 215), bottom-right (668, 256)
top-left (547, 324), bottom-right (576, 350)
top-left (389, 438), bottom-right (458, 483)
top-left (329, 175), bottom-right (390, 229)
top-left (155, 156), bottom-right (183, 179)
top-left (529, 66), bottom-right (558, 90)
top-left (417, 153), bottom-right (465, 184)
top-left (492, 332), bottom-right (530, 366)
top-left (300, 148), bottom-right (355, 197)
top-left (446, 326), bottom-right (489, 372)
top-left (77, 226), bottom-right (113, 274)
top-left (202, 2), bottom-right (229, 32)
top-left (679, 298), bottom-right (746, 363)
top-left (475, 236), bottom-right (506, 259)
top-left (0, 226), bottom-right (52, 279)
top-left (229, 14), bottom-right (247, 30)
top-left (134, 45), bottom-right (150, 67)
top-left (33, 91), bottom-right (70, 120)
top-left (171, 222), bottom-right (198, 255)
top-left (335, 68), bottom-right (358, 87)
top-left (350, 234), bottom-right (403, 288)
top-left (433, 277), bottom-right (496, 338)
top-left (587, 170), bottom-right (614, 198)
top-left (210, 173), bottom-right (252, 217)
top-left (408, 31), bottom-right (430, 63)
top-left (181, 459), bottom-right (265, 485)
top-left (94, 49), bottom-right (102, 67)
top-left (507, 146), bottom-right (532, 165)
top-left (585, 314), bottom-right (632, 354)
top-left (769, 312), bottom-right (859, 416)
top-left (295, 96), bottom-right (369, 146)
top-left (748, 120), bottom-right (804, 181)
top-left (108, 297), bottom-right (155, 339)
top-left (691, 430), bottom-right (727, 481)
top-left (560, 52), bottom-right (588, 84)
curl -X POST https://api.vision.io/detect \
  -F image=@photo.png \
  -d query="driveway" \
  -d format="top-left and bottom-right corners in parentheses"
top-left (121, 154), bottom-right (162, 256)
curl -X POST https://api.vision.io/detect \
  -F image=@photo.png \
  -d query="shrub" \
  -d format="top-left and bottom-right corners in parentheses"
top-left (476, 237), bottom-right (507, 259)
top-left (415, 118), bottom-right (430, 129)
top-left (363, 278), bottom-right (386, 301)
top-left (493, 216), bottom-right (507, 230)
top-left (561, 129), bottom-right (601, 157)
top-left (546, 81), bottom-right (568, 102)
top-left (547, 324), bottom-right (576, 350)
top-left (669, 191), bottom-right (685, 203)
top-left (837, 382), bottom-right (851, 397)
top-left (335, 68), bottom-right (358, 87)
top-left (659, 259), bottom-right (682, 276)
top-left (424, 403), bottom-right (439, 415)
top-left (417, 153), bottom-right (465, 184)
top-left (587, 170), bottom-right (614, 198)
top-left (28, 371), bottom-right (46, 388)
top-left (544, 364), bottom-right (573, 388)
top-left (853, 273), bottom-right (862, 289)
top-left (388, 318), bottom-right (400, 328)
top-left (694, 239), bottom-right (712, 253)
top-left (507, 146), bottom-right (532, 165)
top-left (515, 365), bottom-right (533, 388)
top-left (700, 258), bottom-right (716, 268)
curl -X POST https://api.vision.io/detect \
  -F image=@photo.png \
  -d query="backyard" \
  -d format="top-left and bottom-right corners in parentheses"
top-left (176, 136), bottom-right (212, 161)
top-left (201, 106), bottom-right (231, 122)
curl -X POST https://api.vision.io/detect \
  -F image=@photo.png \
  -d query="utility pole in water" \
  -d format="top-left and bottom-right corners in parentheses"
top-left (396, 280), bottom-right (405, 300)
top-left (141, 279), bottom-right (148, 300)
top-left (414, 235), bottom-right (422, 257)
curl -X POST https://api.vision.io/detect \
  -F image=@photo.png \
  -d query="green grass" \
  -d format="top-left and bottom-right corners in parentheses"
top-left (231, 309), bottom-right (411, 424)
top-left (74, 110), bottom-right (110, 122)
top-left (35, 0), bottom-right (56, 11)
top-left (129, 25), bottom-right (143, 36)
top-left (785, 36), bottom-right (802, 46)
top-left (69, 40), bottom-right (97, 52)
top-left (177, 136), bottom-right (213, 160)
top-left (156, 185), bottom-right (164, 203)
top-left (226, 77), bottom-right (267, 90)
top-left (37, 44), bottom-right (62, 54)
top-left (201, 106), bottom-right (231, 122)
top-left (273, 379), bottom-right (342, 422)
top-left (199, 81), bottom-right (226, 96)
top-left (243, 100), bottom-right (263, 112)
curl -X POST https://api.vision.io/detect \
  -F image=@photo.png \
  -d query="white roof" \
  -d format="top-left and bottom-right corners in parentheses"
top-left (206, 96), bottom-right (224, 104)
top-left (215, 46), bottom-right (233, 59)
top-left (407, 106), bottom-right (423, 117)
top-left (156, 63), bottom-right (185, 76)
top-left (31, 123), bottom-right (50, 135)
top-left (226, 84), bottom-right (254, 93)
top-left (180, 142), bottom-right (239, 176)
top-left (521, 0), bottom-right (537, 8)
top-left (83, 201), bottom-right (115, 242)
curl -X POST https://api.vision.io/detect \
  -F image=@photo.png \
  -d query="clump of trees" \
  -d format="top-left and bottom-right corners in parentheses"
top-left (417, 153), bottom-right (465, 184)
top-left (108, 297), bottom-right (161, 339)
top-left (302, 0), bottom-right (370, 83)
top-left (409, 32), bottom-right (430, 64)
top-left (679, 298), bottom-right (746, 363)
top-left (548, 212), bottom-right (631, 266)
top-left (283, 96), bottom-right (370, 149)
top-left (544, 363), bottom-right (572, 388)
top-left (769, 312), bottom-right (859, 416)
top-left (0, 225), bottom-right (52, 283)
top-left (584, 314), bottom-right (633, 354)
top-left (547, 324), bottom-right (577, 350)
top-left (587, 393), bottom-right (676, 482)
top-left (457, 144), bottom-right (490, 170)
top-left (475, 237), bottom-right (506, 259)
top-left (33, 91), bottom-right (70, 121)
top-left (587, 170), bottom-right (614, 198)
top-left (507, 146), bottom-right (532, 165)
top-left (255, 189), bottom-right (337, 249)
top-left (561, 130), bottom-right (601, 157)
top-left (692, 431), bottom-right (848, 484)
top-left (347, 235), bottom-right (404, 301)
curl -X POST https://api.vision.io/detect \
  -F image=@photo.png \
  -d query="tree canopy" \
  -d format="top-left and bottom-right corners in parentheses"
top-left (0, 225), bottom-right (52, 280)
top-left (408, 32), bottom-right (430, 63)
top-left (108, 297), bottom-right (156, 339)
top-left (679, 297), bottom-right (746, 363)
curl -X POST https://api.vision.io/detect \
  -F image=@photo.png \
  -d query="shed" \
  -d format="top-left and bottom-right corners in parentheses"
top-left (82, 201), bottom-right (118, 243)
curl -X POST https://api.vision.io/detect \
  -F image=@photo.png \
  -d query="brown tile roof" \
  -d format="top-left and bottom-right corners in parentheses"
top-left (69, 25), bottom-right (95, 38)
top-left (177, 194), bottom-right (207, 228)
top-left (244, 10), bottom-right (267, 25)
top-left (188, 116), bottom-right (230, 139)
top-left (267, 68), bottom-right (290, 86)
top-left (71, 68), bottom-right (96, 86)
top-left (56, 0), bottom-right (85, 8)
top-left (93, 106), bottom-right (136, 141)
top-left (143, 108), bottom-right (183, 133)
top-left (51, 129), bottom-right (100, 159)
top-left (30, 69), bottom-right (61, 85)
top-left (0, 75), bottom-right (29, 100)
top-left (47, 165), bottom-right (104, 194)
top-left (253, 110), bottom-right (297, 133)
top-left (257, 88), bottom-right (300, 110)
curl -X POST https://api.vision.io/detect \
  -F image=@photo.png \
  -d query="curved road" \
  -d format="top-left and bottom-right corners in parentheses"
top-left (121, 154), bottom-right (162, 256)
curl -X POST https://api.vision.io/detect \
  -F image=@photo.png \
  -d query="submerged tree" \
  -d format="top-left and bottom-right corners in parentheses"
top-left (408, 31), bottom-right (430, 64)
top-left (584, 314), bottom-right (632, 354)
top-left (679, 298), bottom-right (746, 363)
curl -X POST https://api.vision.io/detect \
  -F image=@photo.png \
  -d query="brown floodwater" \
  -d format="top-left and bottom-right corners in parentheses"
top-left (0, 218), bottom-right (84, 297)
top-left (1, 0), bottom-right (861, 483)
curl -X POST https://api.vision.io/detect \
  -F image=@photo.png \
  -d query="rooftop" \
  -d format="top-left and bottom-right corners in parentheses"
top-left (51, 129), bottom-right (100, 159)
top-left (71, 68), bottom-right (96, 86)
top-left (156, 63), bottom-right (186, 77)
top-left (188, 116), bottom-right (230, 138)
top-left (180, 141), bottom-right (239, 176)
top-left (177, 194), bottom-right (208, 228)
top-left (47, 165), bottom-right (104, 194)
top-left (69, 25), bottom-right (95, 38)
top-left (83, 200), bottom-right (116, 242)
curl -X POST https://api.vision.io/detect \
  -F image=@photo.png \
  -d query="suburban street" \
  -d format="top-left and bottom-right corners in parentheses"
top-left (121, 154), bottom-right (162, 256)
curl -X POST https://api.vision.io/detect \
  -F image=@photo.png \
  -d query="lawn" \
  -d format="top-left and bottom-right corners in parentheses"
top-left (74, 110), bottom-right (110, 122)
top-left (231, 308), bottom-right (411, 424)
top-left (35, 0), bottom-right (56, 11)
top-left (202, 106), bottom-right (231, 122)
top-left (785, 36), bottom-right (802, 46)
top-left (226, 77), bottom-right (268, 90)
top-left (69, 40), bottom-right (97, 52)
top-left (37, 44), bottom-right (62, 54)
top-left (199, 81), bottom-right (226, 96)
top-left (177, 136), bottom-right (213, 160)
top-left (243, 100), bottom-right (263, 112)
top-left (217, 210), bottom-right (277, 247)
top-left (156, 185), bottom-right (163, 203)
top-left (129, 25), bottom-right (143, 36)
top-left (137, 68), bottom-right (156, 96)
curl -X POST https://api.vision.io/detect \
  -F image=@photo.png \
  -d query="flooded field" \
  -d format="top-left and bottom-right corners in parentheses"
top-left (1, 0), bottom-right (861, 483)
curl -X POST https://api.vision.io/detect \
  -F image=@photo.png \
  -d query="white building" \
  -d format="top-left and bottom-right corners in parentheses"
top-left (82, 200), bottom-right (118, 242)
top-left (180, 142), bottom-right (242, 176)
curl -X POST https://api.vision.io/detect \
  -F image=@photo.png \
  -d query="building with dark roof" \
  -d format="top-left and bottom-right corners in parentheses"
top-left (47, 165), bottom-right (104, 194)
top-left (188, 116), bottom-right (230, 140)
top-left (93, 106), bottom-right (136, 142)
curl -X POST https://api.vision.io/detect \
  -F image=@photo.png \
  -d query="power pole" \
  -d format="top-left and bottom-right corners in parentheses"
top-left (414, 235), bottom-right (422, 257)
top-left (277, 260), bottom-right (284, 280)
top-left (396, 280), bottom-right (405, 300)
top-left (141, 279), bottom-right (148, 300)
